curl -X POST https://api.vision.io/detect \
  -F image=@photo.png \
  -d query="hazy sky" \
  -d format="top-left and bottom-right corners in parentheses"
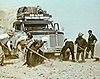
top-left (0, 0), bottom-right (100, 44)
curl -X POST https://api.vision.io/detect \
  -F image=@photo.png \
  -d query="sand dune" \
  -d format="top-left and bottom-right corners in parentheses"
top-left (0, 8), bottom-right (17, 31)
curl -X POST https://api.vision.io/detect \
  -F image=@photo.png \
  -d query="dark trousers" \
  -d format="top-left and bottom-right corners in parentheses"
top-left (61, 41), bottom-right (75, 60)
top-left (86, 44), bottom-right (95, 58)
top-left (76, 48), bottom-right (85, 61)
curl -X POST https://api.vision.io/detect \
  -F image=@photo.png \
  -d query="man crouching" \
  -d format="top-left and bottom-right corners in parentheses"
top-left (61, 39), bottom-right (75, 62)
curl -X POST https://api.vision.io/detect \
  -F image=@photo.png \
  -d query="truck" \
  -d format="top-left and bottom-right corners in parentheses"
top-left (13, 6), bottom-right (64, 58)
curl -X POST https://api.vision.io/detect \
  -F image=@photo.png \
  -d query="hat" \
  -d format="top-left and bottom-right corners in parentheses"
top-left (78, 33), bottom-right (84, 37)
top-left (27, 32), bottom-right (33, 39)
top-left (7, 30), bottom-right (14, 36)
top-left (88, 30), bottom-right (92, 33)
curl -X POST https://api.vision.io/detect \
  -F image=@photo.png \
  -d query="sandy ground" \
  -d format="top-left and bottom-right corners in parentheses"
top-left (0, 57), bottom-right (100, 79)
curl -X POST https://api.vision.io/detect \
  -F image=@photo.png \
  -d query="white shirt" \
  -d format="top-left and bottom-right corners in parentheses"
top-left (15, 36), bottom-right (28, 46)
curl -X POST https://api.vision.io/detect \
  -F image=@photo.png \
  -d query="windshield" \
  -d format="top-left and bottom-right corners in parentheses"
top-left (24, 24), bottom-right (53, 31)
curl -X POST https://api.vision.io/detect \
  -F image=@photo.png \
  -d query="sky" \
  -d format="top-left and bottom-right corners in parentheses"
top-left (0, 0), bottom-right (100, 44)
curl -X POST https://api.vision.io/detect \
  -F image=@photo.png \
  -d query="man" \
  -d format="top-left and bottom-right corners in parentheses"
top-left (29, 39), bottom-right (47, 66)
top-left (16, 32), bottom-right (33, 47)
top-left (6, 30), bottom-right (14, 53)
top-left (86, 30), bottom-right (97, 59)
top-left (0, 30), bottom-right (14, 56)
top-left (75, 33), bottom-right (87, 62)
top-left (0, 30), bottom-right (14, 66)
top-left (16, 32), bottom-right (33, 61)
top-left (61, 38), bottom-right (75, 62)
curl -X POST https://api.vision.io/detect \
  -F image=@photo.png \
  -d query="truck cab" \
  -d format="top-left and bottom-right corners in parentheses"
top-left (13, 6), bottom-right (64, 57)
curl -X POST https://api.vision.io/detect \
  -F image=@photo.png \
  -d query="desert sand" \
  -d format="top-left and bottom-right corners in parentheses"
top-left (0, 58), bottom-right (100, 79)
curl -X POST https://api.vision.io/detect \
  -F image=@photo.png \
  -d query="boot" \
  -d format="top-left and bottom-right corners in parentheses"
top-left (81, 59), bottom-right (86, 63)
top-left (60, 54), bottom-right (65, 61)
top-left (91, 56), bottom-right (94, 59)
top-left (72, 59), bottom-right (76, 62)
top-left (85, 53), bottom-right (89, 59)
top-left (0, 63), bottom-right (4, 66)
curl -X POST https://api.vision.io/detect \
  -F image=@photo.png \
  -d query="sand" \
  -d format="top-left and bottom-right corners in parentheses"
top-left (0, 58), bottom-right (100, 79)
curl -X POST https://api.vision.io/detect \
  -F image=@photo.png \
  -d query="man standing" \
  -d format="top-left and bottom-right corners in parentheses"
top-left (75, 33), bottom-right (87, 62)
top-left (86, 30), bottom-right (97, 59)
top-left (61, 38), bottom-right (75, 62)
